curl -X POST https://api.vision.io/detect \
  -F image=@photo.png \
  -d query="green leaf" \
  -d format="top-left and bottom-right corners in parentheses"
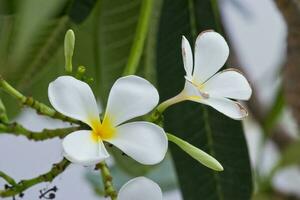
top-left (156, 0), bottom-right (253, 199)
top-left (167, 133), bottom-right (223, 171)
top-left (0, 0), bottom-right (97, 116)
top-left (66, 0), bottom-right (98, 24)
top-left (86, 0), bottom-right (148, 100)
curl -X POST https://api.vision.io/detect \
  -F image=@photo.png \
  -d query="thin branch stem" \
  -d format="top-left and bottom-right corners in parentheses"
top-left (0, 122), bottom-right (79, 141)
top-left (0, 159), bottom-right (70, 197)
top-left (0, 75), bottom-right (80, 124)
top-left (122, 0), bottom-right (154, 75)
top-left (0, 171), bottom-right (17, 186)
top-left (96, 161), bottom-right (117, 200)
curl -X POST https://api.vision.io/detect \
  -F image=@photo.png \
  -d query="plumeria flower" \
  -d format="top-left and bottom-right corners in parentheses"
top-left (119, 177), bottom-right (162, 200)
top-left (182, 30), bottom-right (252, 119)
top-left (48, 75), bottom-right (168, 165)
top-left (159, 30), bottom-right (252, 120)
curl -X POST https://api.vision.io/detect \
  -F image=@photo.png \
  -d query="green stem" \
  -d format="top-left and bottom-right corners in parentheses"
top-left (96, 161), bottom-right (117, 200)
top-left (156, 92), bottom-right (186, 114)
top-left (0, 76), bottom-right (79, 124)
top-left (0, 159), bottom-right (70, 197)
top-left (0, 98), bottom-right (8, 123)
top-left (122, 0), bottom-right (154, 75)
top-left (0, 172), bottom-right (17, 186)
top-left (0, 123), bottom-right (79, 141)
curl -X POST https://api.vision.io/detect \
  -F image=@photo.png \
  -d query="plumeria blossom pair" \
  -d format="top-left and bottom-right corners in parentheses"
top-left (48, 75), bottom-right (168, 165)
top-left (119, 177), bottom-right (162, 200)
top-left (171, 30), bottom-right (252, 119)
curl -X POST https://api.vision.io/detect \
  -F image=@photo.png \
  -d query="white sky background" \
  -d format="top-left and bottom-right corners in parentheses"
top-left (0, 0), bottom-right (295, 199)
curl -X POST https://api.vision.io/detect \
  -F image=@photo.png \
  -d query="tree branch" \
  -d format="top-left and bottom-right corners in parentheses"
top-left (0, 122), bottom-right (79, 141)
top-left (0, 158), bottom-right (70, 197)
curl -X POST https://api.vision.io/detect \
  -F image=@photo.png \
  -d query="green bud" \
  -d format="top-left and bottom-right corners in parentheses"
top-left (64, 29), bottom-right (75, 73)
top-left (167, 133), bottom-right (223, 171)
top-left (77, 65), bottom-right (86, 74)
top-left (0, 98), bottom-right (8, 123)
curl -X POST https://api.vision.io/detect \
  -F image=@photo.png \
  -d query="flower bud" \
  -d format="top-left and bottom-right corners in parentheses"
top-left (64, 29), bottom-right (75, 73)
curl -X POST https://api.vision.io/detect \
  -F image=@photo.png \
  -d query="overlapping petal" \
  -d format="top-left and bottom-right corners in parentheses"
top-left (48, 76), bottom-right (100, 127)
top-left (118, 177), bottom-right (163, 200)
top-left (182, 36), bottom-right (193, 79)
top-left (62, 130), bottom-right (109, 165)
top-left (200, 97), bottom-right (248, 120)
top-left (106, 122), bottom-right (168, 165)
top-left (203, 69), bottom-right (252, 100)
top-left (182, 81), bottom-right (247, 119)
top-left (193, 31), bottom-right (229, 84)
top-left (105, 75), bottom-right (159, 126)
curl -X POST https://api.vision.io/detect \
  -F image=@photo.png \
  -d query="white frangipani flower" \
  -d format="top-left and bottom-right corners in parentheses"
top-left (175, 30), bottom-right (252, 120)
top-left (118, 177), bottom-right (162, 200)
top-left (48, 75), bottom-right (168, 165)
top-left (182, 31), bottom-right (252, 119)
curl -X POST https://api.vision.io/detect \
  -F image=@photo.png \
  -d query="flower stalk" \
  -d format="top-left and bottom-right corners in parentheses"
top-left (96, 161), bottom-right (117, 200)
top-left (156, 92), bottom-right (186, 114)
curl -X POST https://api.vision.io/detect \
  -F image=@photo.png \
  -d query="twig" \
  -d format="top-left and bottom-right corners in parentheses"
top-left (0, 75), bottom-right (80, 124)
top-left (0, 122), bottom-right (79, 141)
top-left (0, 158), bottom-right (70, 197)
top-left (96, 161), bottom-right (117, 200)
top-left (0, 171), bottom-right (17, 186)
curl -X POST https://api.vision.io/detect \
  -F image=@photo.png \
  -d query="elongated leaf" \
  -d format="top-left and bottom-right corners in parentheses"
top-left (67, 0), bottom-right (98, 24)
top-left (0, 0), bottom-right (98, 117)
top-left (156, 0), bottom-right (253, 199)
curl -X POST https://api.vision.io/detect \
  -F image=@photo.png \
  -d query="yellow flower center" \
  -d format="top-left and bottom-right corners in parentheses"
top-left (90, 116), bottom-right (116, 141)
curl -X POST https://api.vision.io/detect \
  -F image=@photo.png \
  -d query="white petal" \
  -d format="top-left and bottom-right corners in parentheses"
top-left (182, 36), bottom-right (193, 79)
top-left (203, 69), bottom-right (252, 100)
top-left (119, 177), bottom-right (163, 200)
top-left (182, 80), bottom-right (201, 98)
top-left (182, 80), bottom-right (248, 119)
top-left (48, 76), bottom-right (100, 126)
top-left (200, 97), bottom-right (248, 120)
top-left (193, 31), bottom-right (229, 84)
top-left (105, 76), bottom-right (159, 126)
top-left (62, 130), bottom-right (109, 165)
top-left (106, 122), bottom-right (168, 165)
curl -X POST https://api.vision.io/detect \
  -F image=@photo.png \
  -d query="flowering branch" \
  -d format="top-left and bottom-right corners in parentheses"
top-left (0, 122), bottom-right (79, 141)
top-left (0, 75), bottom-right (80, 124)
top-left (0, 158), bottom-right (70, 198)
top-left (96, 161), bottom-right (117, 200)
